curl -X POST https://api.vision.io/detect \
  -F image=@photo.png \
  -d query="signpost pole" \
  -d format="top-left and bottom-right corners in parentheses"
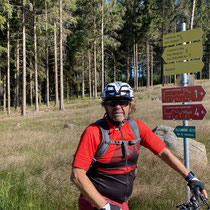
top-left (181, 22), bottom-right (190, 201)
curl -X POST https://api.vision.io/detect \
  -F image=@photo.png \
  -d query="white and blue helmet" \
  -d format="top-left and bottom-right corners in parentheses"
top-left (102, 81), bottom-right (134, 101)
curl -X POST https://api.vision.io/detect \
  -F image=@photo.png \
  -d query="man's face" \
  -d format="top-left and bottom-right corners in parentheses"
top-left (105, 98), bottom-right (131, 123)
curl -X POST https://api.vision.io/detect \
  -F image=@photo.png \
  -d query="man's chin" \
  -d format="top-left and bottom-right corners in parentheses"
top-left (112, 116), bottom-right (124, 123)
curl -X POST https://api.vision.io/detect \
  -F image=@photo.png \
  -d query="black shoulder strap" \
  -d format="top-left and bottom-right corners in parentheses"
top-left (94, 119), bottom-right (110, 160)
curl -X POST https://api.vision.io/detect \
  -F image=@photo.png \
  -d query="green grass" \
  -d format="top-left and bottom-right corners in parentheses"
top-left (0, 168), bottom-right (78, 210)
top-left (0, 81), bottom-right (209, 210)
top-left (128, 189), bottom-right (184, 210)
top-left (0, 171), bottom-right (47, 210)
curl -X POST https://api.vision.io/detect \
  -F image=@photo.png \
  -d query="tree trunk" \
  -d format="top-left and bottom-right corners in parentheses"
top-left (146, 40), bottom-right (150, 88)
top-left (34, 13), bottom-right (39, 112)
top-left (3, 75), bottom-right (6, 112)
top-left (134, 0), bottom-right (137, 89)
top-left (54, 21), bottom-right (59, 107)
top-left (150, 45), bottom-right (153, 86)
top-left (15, 33), bottom-right (20, 111)
top-left (7, 18), bottom-right (10, 115)
top-left (141, 60), bottom-right (144, 87)
top-left (113, 55), bottom-right (116, 81)
top-left (39, 82), bottom-right (42, 104)
top-left (135, 43), bottom-right (138, 90)
top-left (93, 15), bottom-right (97, 98)
top-left (133, 42), bottom-right (136, 90)
top-left (88, 49), bottom-right (92, 100)
top-left (66, 76), bottom-right (68, 101)
top-left (126, 55), bottom-right (129, 83)
top-left (30, 57), bottom-right (33, 107)
top-left (101, 0), bottom-right (104, 93)
top-left (190, 0), bottom-right (196, 29)
top-left (138, 61), bottom-right (141, 86)
top-left (0, 68), bottom-right (1, 111)
top-left (22, 0), bottom-right (26, 116)
top-left (45, 1), bottom-right (49, 107)
top-left (161, 2), bottom-right (165, 86)
top-left (82, 56), bottom-right (85, 98)
top-left (209, 53), bottom-right (210, 79)
top-left (200, 70), bottom-right (202, 80)
top-left (59, 0), bottom-right (64, 110)
top-left (174, 10), bottom-right (177, 85)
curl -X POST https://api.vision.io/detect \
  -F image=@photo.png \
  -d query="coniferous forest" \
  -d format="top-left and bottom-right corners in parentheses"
top-left (0, 0), bottom-right (209, 116)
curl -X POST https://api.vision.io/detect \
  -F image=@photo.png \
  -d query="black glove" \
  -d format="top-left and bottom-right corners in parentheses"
top-left (187, 178), bottom-right (205, 193)
top-left (110, 203), bottom-right (121, 210)
top-left (99, 202), bottom-right (121, 210)
top-left (185, 171), bottom-right (205, 193)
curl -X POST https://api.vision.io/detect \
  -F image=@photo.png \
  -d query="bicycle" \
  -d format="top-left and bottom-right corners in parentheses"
top-left (177, 186), bottom-right (210, 210)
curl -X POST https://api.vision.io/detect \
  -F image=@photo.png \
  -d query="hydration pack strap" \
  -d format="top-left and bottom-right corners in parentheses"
top-left (127, 118), bottom-right (141, 142)
top-left (94, 118), bottom-right (141, 161)
top-left (94, 119), bottom-right (110, 160)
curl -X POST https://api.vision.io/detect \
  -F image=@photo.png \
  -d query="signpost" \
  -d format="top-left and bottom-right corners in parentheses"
top-left (162, 41), bottom-right (202, 63)
top-left (161, 85), bottom-right (206, 103)
top-left (162, 25), bottom-right (206, 201)
top-left (163, 60), bottom-right (204, 76)
top-left (174, 126), bottom-right (196, 139)
top-left (162, 104), bottom-right (207, 120)
top-left (163, 28), bottom-right (202, 47)
top-left (175, 75), bottom-right (194, 86)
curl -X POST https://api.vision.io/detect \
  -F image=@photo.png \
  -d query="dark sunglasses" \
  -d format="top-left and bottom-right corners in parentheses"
top-left (105, 99), bottom-right (131, 107)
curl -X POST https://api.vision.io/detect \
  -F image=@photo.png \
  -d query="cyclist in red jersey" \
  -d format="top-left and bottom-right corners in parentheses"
top-left (71, 81), bottom-right (208, 210)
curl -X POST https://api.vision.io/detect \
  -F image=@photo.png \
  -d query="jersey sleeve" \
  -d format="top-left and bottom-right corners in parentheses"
top-left (136, 120), bottom-right (166, 155)
top-left (72, 123), bottom-right (102, 171)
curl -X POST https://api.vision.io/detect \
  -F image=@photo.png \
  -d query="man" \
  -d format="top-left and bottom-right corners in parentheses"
top-left (71, 81), bottom-right (208, 210)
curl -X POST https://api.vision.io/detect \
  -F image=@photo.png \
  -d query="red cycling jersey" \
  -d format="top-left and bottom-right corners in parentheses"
top-left (73, 117), bottom-right (166, 204)
top-left (72, 117), bottom-right (166, 171)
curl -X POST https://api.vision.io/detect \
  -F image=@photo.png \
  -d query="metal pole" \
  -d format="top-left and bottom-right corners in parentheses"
top-left (181, 22), bottom-right (190, 201)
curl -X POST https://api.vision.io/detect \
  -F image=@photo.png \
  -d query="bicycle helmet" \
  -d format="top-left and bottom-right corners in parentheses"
top-left (102, 81), bottom-right (134, 101)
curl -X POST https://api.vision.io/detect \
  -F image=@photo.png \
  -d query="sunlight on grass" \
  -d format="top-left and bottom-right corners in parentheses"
top-left (0, 80), bottom-right (209, 209)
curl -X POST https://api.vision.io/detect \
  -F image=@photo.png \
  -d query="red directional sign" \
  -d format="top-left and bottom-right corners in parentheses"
top-left (162, 104), bottom-right (207, 120)
top-left (162, 85), bottom-right (206, 103)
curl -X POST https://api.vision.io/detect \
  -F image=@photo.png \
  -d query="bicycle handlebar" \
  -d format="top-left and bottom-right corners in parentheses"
top-left (176, 186), bottom-right (210, 210)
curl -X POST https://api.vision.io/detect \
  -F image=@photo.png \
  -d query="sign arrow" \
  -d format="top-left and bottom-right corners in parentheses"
top-left (162, 85), bottom-right (206, 103)
top-left (162, 104), bottom-right (207, 120)
top-left (163, 28), bottom-right (202, 47)
top-left (173, 126), bottom-right (196, 138)
top-left (163, 60), bottom-right (204, 76)
top-left (162, 41), bottom-right (202, 63)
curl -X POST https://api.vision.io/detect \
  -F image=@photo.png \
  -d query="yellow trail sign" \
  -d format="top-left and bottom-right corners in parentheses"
top-left (163, 28), bottom-right (202, 47)
top-left (163, 60), bottom-right (204, 76)
top-left (162, 41), bottom-right (202, 63)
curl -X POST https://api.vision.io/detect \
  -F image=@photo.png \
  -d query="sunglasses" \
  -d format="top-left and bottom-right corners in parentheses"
top-left (105, 100), bottom-right (131, 107)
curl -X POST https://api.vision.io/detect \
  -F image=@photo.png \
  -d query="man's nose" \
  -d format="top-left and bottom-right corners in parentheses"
top-left (114, 104), bottom-right (122, 109)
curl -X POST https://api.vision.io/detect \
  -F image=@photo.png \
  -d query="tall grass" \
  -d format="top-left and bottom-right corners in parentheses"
top-left (0, 80), bottom-right (209, 209)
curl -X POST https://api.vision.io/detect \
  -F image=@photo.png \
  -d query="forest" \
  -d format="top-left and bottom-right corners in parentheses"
top-left (0, 0), bottom-right (209, 116)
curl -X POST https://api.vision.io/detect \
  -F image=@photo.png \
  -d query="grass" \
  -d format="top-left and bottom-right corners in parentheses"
top-left (0, 80), bottom-right (209, 209)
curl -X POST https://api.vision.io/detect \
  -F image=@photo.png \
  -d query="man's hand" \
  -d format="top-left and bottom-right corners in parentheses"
top-left (99, 202), bottom-right (121, 210)
top-left (187, 177), bottom-right (208, 199)
top-left (185, 171), bottom-right (208, 199)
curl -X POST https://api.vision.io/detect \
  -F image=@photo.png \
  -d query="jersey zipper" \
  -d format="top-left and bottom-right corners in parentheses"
top-left (118, 125), bottom-right (130, 199)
